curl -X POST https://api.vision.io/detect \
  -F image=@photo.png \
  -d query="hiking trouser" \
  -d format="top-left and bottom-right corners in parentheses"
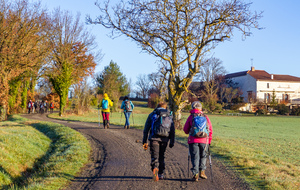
top-left (189, 143), bottom-right (208, 175)
top-left (150, 140), bottom-right (168, 174)
top-left (124, 111), bottom-right (131, 126)
top-left (102, 112), bottom-right (110, 123)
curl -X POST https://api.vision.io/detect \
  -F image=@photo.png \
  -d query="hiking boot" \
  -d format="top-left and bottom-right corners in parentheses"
top-left (127, 125), bottom-right (130, 129)
top-left (200, 170), bottom-right (207, 179)
top-left (124, 125), bottom-right (127, 129)
top-left (192, 173), bottom-right (199, 182)
top-left (107, 123), bottom-right (109, 128)
top-left (158, 174), bottom-right (165, 180)
top-left (153, 168), bottom-right (159, 181)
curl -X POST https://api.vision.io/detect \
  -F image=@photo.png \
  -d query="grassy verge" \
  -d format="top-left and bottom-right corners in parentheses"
top-left (0, 115), bottom-right (90, 190)
top-left (49, 102), bottom-right (300, 189)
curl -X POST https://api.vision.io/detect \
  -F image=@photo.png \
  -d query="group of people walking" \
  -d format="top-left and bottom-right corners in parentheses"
top-left (100, 93), bottom-right (213, 182)
top-left (99, 93), bottom-right (134, 129)
top-left (27, 100), bottom-right (55, 114)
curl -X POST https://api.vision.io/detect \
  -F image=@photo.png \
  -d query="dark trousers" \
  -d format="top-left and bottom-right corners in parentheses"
top-left (189, 143), bottom-right (208, 175)
top-left (150, 140), bottom-right (168, 174)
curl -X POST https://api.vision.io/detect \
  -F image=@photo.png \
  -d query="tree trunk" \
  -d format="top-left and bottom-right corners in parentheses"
top-left (168, 76), bottom-right (188, 129)
top-left (21, 80), bottom-right (29, 113)
top-left (59, 90), bottom-right (68, 116)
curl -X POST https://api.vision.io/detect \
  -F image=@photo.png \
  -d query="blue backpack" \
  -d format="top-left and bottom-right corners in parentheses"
top-left (189, 113), bottom-right (209, 138)
top-left (102, 99), bottom-right (108, 109)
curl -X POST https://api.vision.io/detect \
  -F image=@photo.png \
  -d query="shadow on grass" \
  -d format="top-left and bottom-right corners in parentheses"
top-left (1, 122), bottom-right (75, 189)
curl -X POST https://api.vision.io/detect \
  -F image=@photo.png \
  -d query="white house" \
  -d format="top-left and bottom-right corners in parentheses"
top-left (225, 67), bottom-right (300, 105)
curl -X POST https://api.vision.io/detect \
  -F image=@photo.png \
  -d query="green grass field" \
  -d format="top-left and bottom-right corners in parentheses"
top-left (49, 101), bottom-right (300, 190)
top-left (0, 115), bottom-right (90, 190)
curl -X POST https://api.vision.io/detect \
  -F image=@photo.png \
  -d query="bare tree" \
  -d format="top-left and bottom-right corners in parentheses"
top-left (71, 77), bottom-right (93, 114)
top-left (89, 0), bottom-right (262, 128)
top-left (198, 58), bottom-right (226, 82)
top-left (148, 71), bottom-right (168, 99)
top-left (198, 57), bottom-right (226, 111)
top-left (135, 74), bottom-right (150, 98)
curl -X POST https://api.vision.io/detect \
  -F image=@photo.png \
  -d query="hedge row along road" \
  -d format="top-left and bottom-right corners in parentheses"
top-left (23, 113), bottom-right (250, 190)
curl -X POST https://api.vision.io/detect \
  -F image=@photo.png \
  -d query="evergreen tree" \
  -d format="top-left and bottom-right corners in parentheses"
top-left (94, 61), bottom-right (129, 111)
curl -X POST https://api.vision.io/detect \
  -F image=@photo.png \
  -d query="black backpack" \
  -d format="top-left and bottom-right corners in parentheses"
top-left (151, 110), bottom-right (172, 137)
top-left (124, 101), bottom-right (132, 112)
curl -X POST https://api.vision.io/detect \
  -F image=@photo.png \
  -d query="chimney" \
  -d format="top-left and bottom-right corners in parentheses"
top-left (251, 66), bottom-right (255, 71)
top-left (271, 74), bottom-right (274, 80)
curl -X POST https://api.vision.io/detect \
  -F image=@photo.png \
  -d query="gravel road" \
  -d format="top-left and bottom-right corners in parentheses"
top-left (23, 113), bottom-right (250, 190)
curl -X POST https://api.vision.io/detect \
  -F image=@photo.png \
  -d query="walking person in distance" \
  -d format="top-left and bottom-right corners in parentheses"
top-left (142, 102), bottom-right (175, 181)
top-left (120, 96), bottom-right (134, 129)
top-left (27, 100), bottom-right (33, 114)
top-left (99, 93), bottom-right (113, 129)
top-left (50, 102), bottom-right (54, 113)
top-left (183, 101), bottom-right (213, 182)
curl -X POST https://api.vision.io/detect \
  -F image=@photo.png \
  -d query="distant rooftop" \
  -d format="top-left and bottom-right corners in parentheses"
top-left (225, 67), bottom-right (300, 82)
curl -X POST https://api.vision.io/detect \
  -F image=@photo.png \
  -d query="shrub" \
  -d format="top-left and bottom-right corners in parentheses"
top-left (90, 96), bottom-right (98, 106)
top-left (255, 108), bottom-right (269, 116)
top-left (148, 93), bottom-right (160, 108)
top-left (203, 101), bottom-right (222, 113)
top-left (277, 104), bottom-right (289, 115)
top-left (230, 103), bottom-right (246, 111)
top-left (291, 106), bottom-right (300, 116)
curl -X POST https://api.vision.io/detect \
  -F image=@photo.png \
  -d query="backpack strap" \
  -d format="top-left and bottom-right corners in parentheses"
top-left (151, 111), bottom-right (158, 136)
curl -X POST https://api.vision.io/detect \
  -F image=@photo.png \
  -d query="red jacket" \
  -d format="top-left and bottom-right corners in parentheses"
top-left (183, 109), bottom-right (213, 144)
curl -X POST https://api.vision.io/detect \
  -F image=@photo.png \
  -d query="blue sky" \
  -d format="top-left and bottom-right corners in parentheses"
top-left (37, 0), bottom-right (300, 87)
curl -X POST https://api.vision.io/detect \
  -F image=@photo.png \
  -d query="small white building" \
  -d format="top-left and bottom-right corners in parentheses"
top-left (225, 67), bottom-right (300, 105)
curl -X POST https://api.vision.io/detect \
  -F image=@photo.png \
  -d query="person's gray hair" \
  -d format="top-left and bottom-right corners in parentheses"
top-left (191, 101), bottom-right (202, 110)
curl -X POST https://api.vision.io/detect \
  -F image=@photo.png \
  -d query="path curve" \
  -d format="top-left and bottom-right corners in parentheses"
top-left (22, 113), bottom-right (250, 190)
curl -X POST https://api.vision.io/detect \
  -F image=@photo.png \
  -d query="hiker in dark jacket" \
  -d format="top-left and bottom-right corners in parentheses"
top-left (120, 96), bottom-right (134, 129)
top-left (142, 102), bottom-right (175, 181)
top-left (27, 100), bottom-right (33, 114)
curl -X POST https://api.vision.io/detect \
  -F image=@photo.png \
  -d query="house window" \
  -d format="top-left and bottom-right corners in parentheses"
top-left (248, 91), bottom-right (253, 103)
top-left (264, 93), bottom-right (271, 103)
top-left (267, 83), bottom-right (269, 88)
top-left (285, 94), bottom-right (289, 101)
top-left (267, 93), bottom-right (271, 103)
top-left (282, 94), bottom-right (289, 102)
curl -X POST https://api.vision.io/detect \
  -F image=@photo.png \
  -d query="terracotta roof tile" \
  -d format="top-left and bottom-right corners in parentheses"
top-left (247, 70), bottom-right (271, 80)
top-left (272, 75), bottom-right (300, 82)
top-left (226, 69), bottom-right (300, 82)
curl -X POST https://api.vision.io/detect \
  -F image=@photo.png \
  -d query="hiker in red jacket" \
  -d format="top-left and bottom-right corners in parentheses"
top-left (183, 101), bottom-right (213, 182)
top-left (50, 102), bottom-right (54, 113)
